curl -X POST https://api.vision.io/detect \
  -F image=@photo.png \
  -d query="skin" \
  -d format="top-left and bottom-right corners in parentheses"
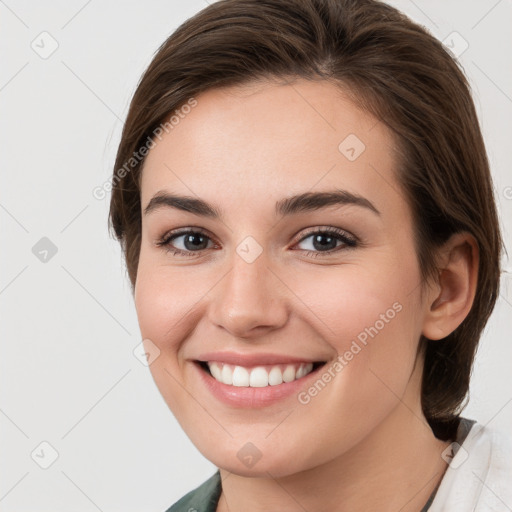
top-left (134, 79), bottom-right (478, 511)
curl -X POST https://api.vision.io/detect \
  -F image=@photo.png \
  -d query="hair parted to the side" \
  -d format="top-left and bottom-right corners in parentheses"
top-left (108, 0), bottom-right (504, 440)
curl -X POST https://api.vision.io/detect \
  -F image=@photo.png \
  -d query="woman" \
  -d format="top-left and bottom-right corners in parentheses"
top-left (108, 0), bottom-right (511, 510)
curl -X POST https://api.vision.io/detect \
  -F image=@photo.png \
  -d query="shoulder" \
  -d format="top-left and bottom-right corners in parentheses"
top-left (429, 418), bottom-right (512, 511)
top-left (164, 471), bottom-right (222, 512)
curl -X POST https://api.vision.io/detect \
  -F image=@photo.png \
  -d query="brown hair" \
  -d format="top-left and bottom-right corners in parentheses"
top-left (108, 0), bottom-right (504, 440)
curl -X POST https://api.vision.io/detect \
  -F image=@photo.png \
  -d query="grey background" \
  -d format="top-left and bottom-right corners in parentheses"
top-left (1, 0), bottom-right (511, 510)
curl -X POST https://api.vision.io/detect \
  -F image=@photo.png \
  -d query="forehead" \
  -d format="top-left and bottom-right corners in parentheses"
top-left (140, 79), bottom-right (402, 214)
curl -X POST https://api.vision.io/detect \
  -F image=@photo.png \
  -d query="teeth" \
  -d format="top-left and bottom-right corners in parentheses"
top-left (232, 366), bottom-right (249, 387)
top-left (221, 364), bottom-right (233, 385)
top-left (268, 366), bottom-right (283, 386)
top-left (283, 365), bottom-right (296, 382)
top-left (210, 363), bottom-right (222, 381)
top-left (249, 367), bottom-right (268, 387)
top-left (206, 362), bottom-right (314, 387)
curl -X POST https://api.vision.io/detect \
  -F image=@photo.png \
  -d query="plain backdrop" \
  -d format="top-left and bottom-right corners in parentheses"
top-left (1, 0), bottom-right (511, 510)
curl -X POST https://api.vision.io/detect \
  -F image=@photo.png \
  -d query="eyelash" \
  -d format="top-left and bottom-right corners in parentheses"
top-left (155, 226), bottom-right (358, 259)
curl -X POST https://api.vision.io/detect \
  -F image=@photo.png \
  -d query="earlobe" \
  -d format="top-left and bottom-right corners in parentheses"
top-left (422, 233), bottom-right (479, 341)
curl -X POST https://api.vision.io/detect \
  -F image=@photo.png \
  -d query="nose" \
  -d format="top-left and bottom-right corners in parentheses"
top-left (207, 248), bottom-right (289, 339)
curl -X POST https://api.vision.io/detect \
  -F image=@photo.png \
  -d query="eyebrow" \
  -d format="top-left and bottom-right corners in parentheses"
top-left (143, 189), bottom-right (381, 218)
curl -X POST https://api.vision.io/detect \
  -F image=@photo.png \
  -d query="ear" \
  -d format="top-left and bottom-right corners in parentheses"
top-left (421, 232), bottom-right (479, 340)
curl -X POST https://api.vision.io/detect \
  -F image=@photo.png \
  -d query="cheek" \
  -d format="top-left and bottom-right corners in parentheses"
top-left (134, 259), bottom-right (209, 353)
top-left (134, 262), bottom-right (208, 421)
top-left (292, 263), bottom-right (421, 405)
top-left (294, 261), bottom-right (416, 344)
top-left (274, 271), bottom-right (421, 463)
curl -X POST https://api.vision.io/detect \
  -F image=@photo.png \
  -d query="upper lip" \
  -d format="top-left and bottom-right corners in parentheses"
top-left (194, 352), bottom-right (325, 367)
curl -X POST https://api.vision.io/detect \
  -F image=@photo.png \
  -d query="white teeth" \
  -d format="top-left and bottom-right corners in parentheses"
top-left (268, 366), bottom-right (283, 386)
top-left (249, 367), bottom-right (269, 387)
top-left (205, 361), bottom-right (316, 387)
top-left (209, 362), bottom-right (222, 381)
top-left (221, 364), bottom-right (233, 385)
top-left (232, 365), bottom-right (250, 387)
top-left (283, 365), bottom-right (296, 383)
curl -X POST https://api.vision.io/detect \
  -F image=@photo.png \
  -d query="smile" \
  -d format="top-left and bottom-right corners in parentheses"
top-left (201, 361), bottom-right (323, 387)
top-left (193, 353), bottom-right (328, 407)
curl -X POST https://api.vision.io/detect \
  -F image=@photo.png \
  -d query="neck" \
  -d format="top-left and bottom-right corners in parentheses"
top-left (216, 380), bottom-right (452, 511)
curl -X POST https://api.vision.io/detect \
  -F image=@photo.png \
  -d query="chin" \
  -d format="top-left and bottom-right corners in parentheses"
top-left (200, 440), bottom-right (319, 478)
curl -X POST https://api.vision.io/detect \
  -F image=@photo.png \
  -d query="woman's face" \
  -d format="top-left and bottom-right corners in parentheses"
top-left (135, 79), bottom-right (431, 476)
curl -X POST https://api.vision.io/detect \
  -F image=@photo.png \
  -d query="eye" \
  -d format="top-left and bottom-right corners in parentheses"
top-left (293, 227), bottom-right (357, 257)
top-left (156, 229), bottom-right (216, 257)
top-left (156, 226), bottom-right (358, 258)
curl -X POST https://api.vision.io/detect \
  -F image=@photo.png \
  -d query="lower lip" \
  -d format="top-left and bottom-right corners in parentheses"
top-left (194, 361), bottom-right (324, 408)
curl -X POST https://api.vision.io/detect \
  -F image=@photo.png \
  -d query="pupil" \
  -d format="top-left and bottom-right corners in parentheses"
top-left (313, 234), bottom-right (337, 251)
top-left (185, 233), bottom-right (207, 250)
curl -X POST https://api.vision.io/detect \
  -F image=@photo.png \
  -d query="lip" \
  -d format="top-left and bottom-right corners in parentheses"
top-left (193, 359), bottom-right (326, 408)
top-left (195, 351), bottom-right (322, 367)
